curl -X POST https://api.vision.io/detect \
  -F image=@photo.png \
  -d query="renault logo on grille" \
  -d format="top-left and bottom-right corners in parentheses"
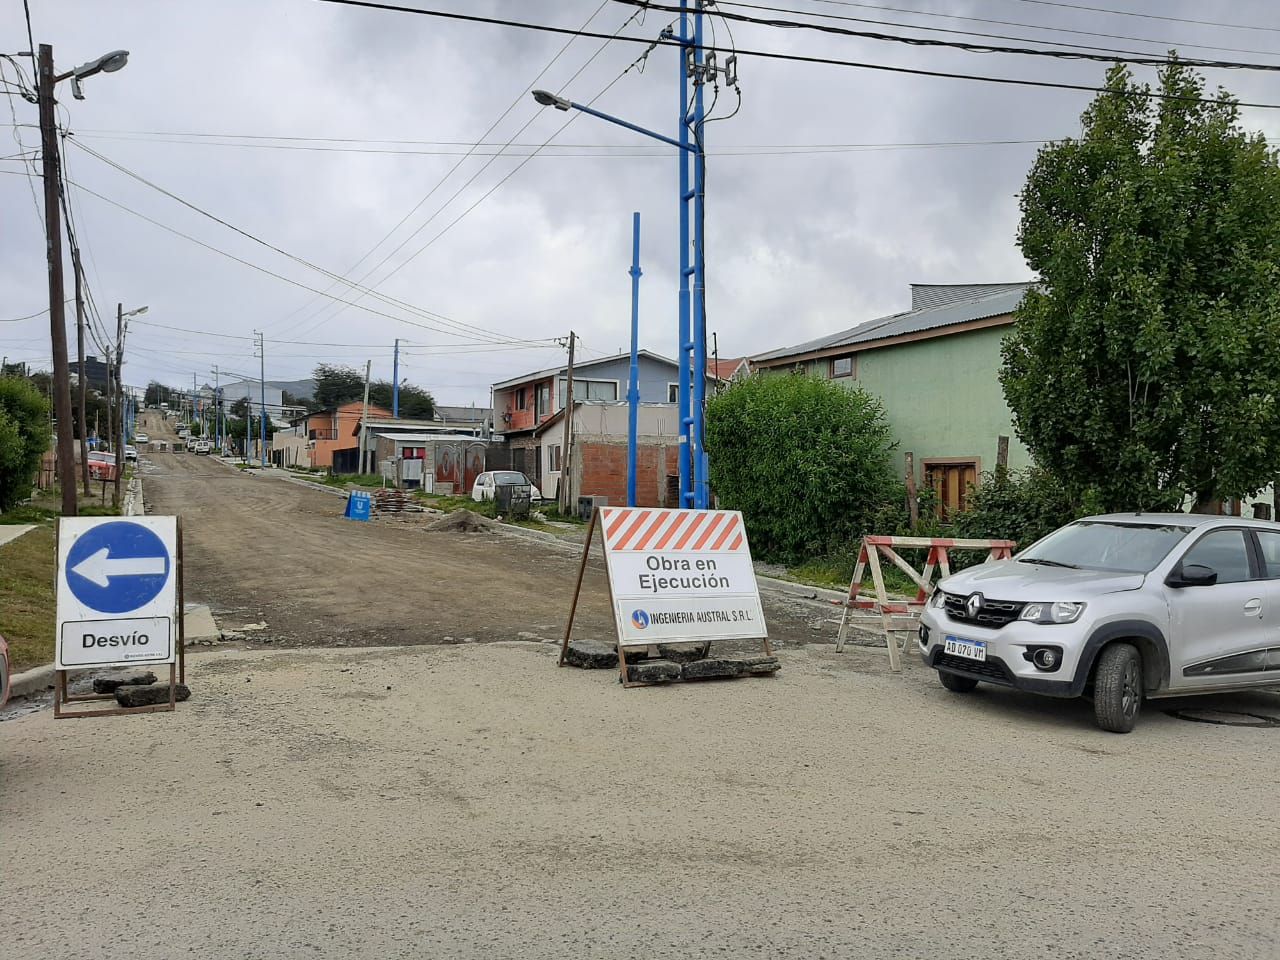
top-left (966, 593), bottom-right (985, 618)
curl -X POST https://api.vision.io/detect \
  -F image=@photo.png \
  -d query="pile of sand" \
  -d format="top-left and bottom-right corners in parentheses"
top-left (426, 509), bottom-right (498, 533)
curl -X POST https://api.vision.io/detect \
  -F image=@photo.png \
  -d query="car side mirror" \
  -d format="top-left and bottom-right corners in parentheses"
top-left (1168, 563), bottom-right (1219, 588)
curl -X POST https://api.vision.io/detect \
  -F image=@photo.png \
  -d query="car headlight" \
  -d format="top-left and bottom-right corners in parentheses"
top-left (1019, 601), bottom-right (1085, 624)
top-left (929, 589), bottom-right (946, 609)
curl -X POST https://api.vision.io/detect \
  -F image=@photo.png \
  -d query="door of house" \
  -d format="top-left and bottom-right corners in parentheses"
top-left (925, 460), bottom-right (977, 519)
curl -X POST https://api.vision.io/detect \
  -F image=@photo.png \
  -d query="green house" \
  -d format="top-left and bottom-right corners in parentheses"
top-left (751, 282), bottom-right (1034, 516)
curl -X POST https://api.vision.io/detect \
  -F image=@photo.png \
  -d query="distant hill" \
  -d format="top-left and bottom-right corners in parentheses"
top-left (268, 378), bottom-right (316, 401)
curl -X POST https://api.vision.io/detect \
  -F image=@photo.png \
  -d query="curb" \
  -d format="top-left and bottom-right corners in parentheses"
top-left (754, 575), bottom-right (848, 605)
top-left (9, 663), bottom-right (55, 699)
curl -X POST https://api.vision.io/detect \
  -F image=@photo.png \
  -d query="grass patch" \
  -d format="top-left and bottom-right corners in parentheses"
top-left (416, 492), bottom-right (498, 518)
top-left (317, 473), bottom-right (384, 489)
top-left (0, 524), bottom-right (55, 672)
top-left (786, 555), bottom-right (920, 597)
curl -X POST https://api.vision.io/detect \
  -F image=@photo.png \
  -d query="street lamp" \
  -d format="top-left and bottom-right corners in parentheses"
top-left (36, 43), bottom-right (132, 516)
top-left (530, 87), bottom-right (710, 510)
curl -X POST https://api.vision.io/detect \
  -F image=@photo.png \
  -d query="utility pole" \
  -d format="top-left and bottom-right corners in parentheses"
top-left (627, 213), bottom-right (642, 508)
top-left (105, 346), bottom-right (113, 460)
top-left (255, 331), bottom-right (267, 467)
top-left (113, 304), bottom-right (125, 508)
top-left (73, 249), bottom-right (90, 495)
top-left (359, 359), bottom-right (372, 476)
top-left (212, 365), bottom-right (220, 452)
top-left (712, 331), bottom-right (719, 396)
top-left (559, 331), bottom-right (576, 515)
top-left (38, 44), bottom-right (78, 516)
top-left (392, 338), bottom-right (400, 418)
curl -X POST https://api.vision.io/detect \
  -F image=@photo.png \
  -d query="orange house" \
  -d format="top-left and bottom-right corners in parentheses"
top-left (292, 400), bottom-right (391, 469)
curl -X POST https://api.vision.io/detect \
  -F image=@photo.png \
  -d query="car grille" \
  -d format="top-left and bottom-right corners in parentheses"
top-left (943, 592), bottom-right (1026, 629)
top-left (934, 652), bottom-right (1013, 685)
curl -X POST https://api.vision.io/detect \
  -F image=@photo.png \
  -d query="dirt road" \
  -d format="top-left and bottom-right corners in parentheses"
top-left (137, 414), bottom-right (822, 650)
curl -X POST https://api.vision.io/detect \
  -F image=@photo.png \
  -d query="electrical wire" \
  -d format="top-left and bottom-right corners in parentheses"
top-left (619, 1), bottom-right (1280, 72)
top-left (308, 0), bottom-right (1280, 109)
top-left (716, 0), bottom-right (1280, 61)
top-left (1001, 0), bottom-right (1280, 34)
top-left (755, 0), bottom-right (1280, 59)
top-left (66, 139), bottom-right (552, 347)
top-left (270, 0), bottom-right (614, 341)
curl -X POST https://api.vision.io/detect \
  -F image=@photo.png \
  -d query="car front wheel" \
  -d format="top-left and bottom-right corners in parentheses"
top-left (938, 670), bottom-right (979, 693)
top-left (1093, 642), bottom-right (1142, 733)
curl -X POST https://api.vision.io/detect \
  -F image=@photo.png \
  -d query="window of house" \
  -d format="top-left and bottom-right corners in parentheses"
top-left (515, 387), bottom-right (527, 411)
top-left (668, 383), bottom-right (680, 403)
top-left (557, 378), bottom-right (618, 407)
top-left (547, 444), bottom-right (562, 472)
top-left (536, 383), bottom-right (551, 418)
top-left (831, 356), bottom-right (854, 378)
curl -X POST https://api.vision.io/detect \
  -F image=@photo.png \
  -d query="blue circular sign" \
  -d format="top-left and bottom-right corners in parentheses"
top-left (631, 609), bottom-right (650, 630)
top-left (65, 521), bottom-right (171, 614)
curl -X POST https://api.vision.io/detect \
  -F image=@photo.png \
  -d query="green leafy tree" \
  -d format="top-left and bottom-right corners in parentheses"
top-left (368, 381), bottom-right (435, 419)
top-left (144, 380), bottom-right (177, 408)
top-left (706, 374), bottom-right (898, 561)
top-left (0, 375), bottom-right (52, 510)
top-left (1002, 60), bottom-right (1280, 512)
top-left (312, 364), bottom-right (366, 408)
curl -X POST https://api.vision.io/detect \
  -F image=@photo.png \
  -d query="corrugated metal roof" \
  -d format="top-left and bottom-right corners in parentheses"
top-left (910, 282), bottom-right (1033, 310)
top-left (490, 349), bottom-right (678, 391)
top-left (752, 282), bottom-right (1035, 364)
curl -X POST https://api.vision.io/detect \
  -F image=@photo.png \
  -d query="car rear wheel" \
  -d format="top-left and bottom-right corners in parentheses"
top-left (1093, 642), bottom-right (1142, 733)
top-left (938, 670), bottom-right (979, 693)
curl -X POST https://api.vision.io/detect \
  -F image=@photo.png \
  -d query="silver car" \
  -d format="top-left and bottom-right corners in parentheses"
top-left (919, 513), bottom-right (1280, 732)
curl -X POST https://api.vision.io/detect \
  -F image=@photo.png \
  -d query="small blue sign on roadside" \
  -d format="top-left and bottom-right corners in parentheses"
top-left (345, 490), bottom-right (372, 522)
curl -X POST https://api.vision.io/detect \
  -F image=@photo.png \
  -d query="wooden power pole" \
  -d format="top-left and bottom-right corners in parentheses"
top-left (37, 44), bottom-right (77, 516)
top-left (73, 249), bottom-right (90, 495)
top-left (559, 331), bottom-right (576, 516)
top-left (359, 359), bottom-right (372, 475)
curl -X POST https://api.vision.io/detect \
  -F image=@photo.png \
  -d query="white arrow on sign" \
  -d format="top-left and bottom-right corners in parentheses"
top-left (70, 547), bottom-right (166, 588)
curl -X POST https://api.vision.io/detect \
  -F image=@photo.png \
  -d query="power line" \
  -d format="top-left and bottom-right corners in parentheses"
top-left (618, 0), bottom-right (1280, 72)
top-left (1000, 0), bottom-right (1280, 34)
top-left (755, 0), bottom-right (1280, 59)
top-left (308, 0), bottom-right (1280, 109)
top-left (270, 0), bottom-right (614, 341)
top-left (717, 0), bottom-right (1280, 61)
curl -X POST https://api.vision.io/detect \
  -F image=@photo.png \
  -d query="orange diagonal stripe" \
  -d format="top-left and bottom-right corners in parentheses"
top-left (727, 533), bottom-right (743, 551)
top-left (632, 512), bottom-right (673, 552)
top-left (710, 515), bottom-right (739, 551)
top-left (652, 513), bottom-right (690, 550)
top-left (672, 513), bottom-right (707, 550)
top-left (615, 510), bottom-right (653, 550)
top-left (604, 509), bottom-right (632, 538)
top-left (691, 513), bottom-right (727, 551)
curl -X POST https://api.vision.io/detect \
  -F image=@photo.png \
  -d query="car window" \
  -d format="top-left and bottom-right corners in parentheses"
top-left (1019, 521), bottom-right (1190, 573)
top-left (1179, 529), bottom-right (1253, 584)
top-left (1255, 531), bottom-right (1280, 578)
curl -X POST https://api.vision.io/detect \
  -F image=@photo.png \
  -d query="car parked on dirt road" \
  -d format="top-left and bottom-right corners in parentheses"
top-left (135, 432), bottom-right (149, 444)
top-left (471, 471), bottom-right (542, 502)
top-left (125, 445), bottom-right (138, 462)
top-left (192, 439), bottom-right (212, 455)
top-left (920, 513), bottom-right (1280, 733)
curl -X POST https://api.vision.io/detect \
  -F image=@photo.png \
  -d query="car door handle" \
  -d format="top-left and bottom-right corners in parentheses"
top-left (1244, 598), bottom-right (1262, 616)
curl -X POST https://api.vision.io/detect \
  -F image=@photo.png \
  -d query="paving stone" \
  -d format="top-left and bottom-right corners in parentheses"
top-left (92, 672), bottom-right (158, 694)
top-left (563, 640), bottom-right (618, 669)
top-left (657, 641), bottom-right (712, 663)
top-left (681, 658), bottom-right (746, 680)
top-left (627, 659), bottom-right (682, 683)
top-left (114, 683), bottom-right (191, 707)
top-left (741, 656), bottom-right (781, 675)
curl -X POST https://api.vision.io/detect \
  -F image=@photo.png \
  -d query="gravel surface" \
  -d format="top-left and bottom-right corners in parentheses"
top-left (4, 642), bottom-right (1280, 959)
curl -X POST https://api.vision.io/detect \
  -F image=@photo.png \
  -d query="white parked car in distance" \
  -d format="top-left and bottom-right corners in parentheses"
top-left (134, 432), bottom-right (150, 444)
top-left (471, 471), bottom-right (542, 502)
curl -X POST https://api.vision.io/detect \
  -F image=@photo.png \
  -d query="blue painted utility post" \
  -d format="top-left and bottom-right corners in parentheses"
top-left (627, 211), bottom-right (642, 508)
top-left (392, 338), bottom-right (400, 418)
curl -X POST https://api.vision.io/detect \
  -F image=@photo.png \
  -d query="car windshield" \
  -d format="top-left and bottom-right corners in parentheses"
top-left (1018, 521), bottom-right (1192, 573)
top-left (494, 472), bottom-right (528, 485)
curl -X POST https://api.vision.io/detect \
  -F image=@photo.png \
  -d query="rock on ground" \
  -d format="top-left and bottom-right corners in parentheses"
top-left (92, 672), bottom-right (159, 693)
top-left (114, 683), bottom-right (192, 707)
top-left (681, 658), bottom-right (746, 680)
top-left (427, 509), bottom-right (497, 533)
top-left (657, 641), bottom-right (711, 663)
top-left (627, 659), bottom-right (682, 684)
top-left (563, 640), bottom-right (618, 669)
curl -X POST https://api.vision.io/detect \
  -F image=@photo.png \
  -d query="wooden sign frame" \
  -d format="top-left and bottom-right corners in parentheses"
top-left (53, 517), bottom-right (187, 719)
top-left (560, 508), bottom-right (771, 688)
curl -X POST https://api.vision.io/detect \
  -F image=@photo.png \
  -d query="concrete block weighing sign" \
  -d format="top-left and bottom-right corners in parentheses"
top-left (560, 506), bottom-right (770, 687)
top-left (54, 516), bottom-right (185, 717)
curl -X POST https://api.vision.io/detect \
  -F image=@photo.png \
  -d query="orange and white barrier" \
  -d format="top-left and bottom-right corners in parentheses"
top-left (835, 535), bottom-right (1015, 670)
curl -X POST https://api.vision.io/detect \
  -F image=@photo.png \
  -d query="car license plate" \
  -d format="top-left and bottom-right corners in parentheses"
top-left (944, 635), bottom-right (986, 662)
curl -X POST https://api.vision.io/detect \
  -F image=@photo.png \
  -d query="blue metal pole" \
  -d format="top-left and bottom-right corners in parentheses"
top-left (392, 338), bottom-right (400, 418)
top-left (677, 1), bottom-right (693, 508)
top-left (628, 211), bottom-right (642, 508)
top-left (692, 0), bottom-right (709, 509)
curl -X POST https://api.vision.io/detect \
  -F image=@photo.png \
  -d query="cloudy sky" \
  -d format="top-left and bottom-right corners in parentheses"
top-left (3, 0), bottom-right (1279, 407)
